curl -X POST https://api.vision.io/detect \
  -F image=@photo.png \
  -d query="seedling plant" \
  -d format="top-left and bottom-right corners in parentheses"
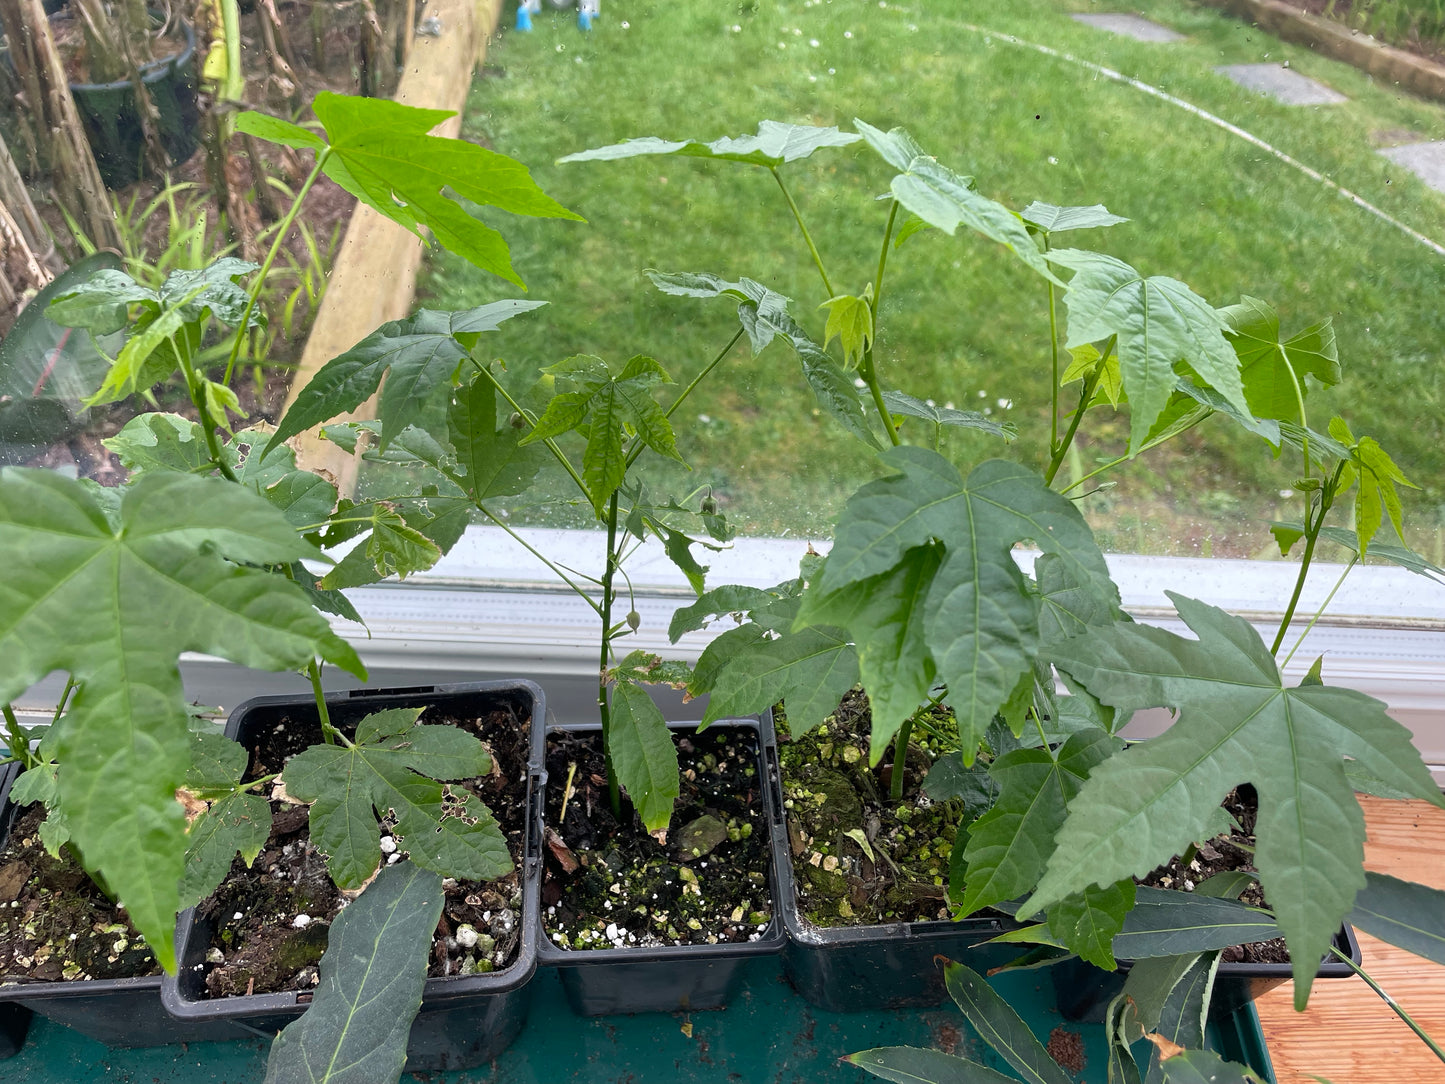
top-left (556, 112), bottom-right (1445, 1068)
top-left (0, 91), bottom-right (576, 1083)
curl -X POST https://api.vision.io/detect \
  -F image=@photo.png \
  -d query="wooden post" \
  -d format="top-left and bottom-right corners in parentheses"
top-left (0, 0), bottom-right (120, 250)
top-left (0, 131), bottom-right (60, 276)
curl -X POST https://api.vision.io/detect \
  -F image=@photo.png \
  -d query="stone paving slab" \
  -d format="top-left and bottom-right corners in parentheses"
top-left (1379, 141), bottom-right (1445, 194)
top-left (1216, 63), bottom-right (1347, 104)
top-left (1071, 13), bottom-right (1184, 42)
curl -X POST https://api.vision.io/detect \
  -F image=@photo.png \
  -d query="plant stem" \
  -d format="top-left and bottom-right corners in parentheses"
top-left (664, 328), bottom-right (745, 422)
top-left (1269, 468), bottom-right (1341, 655)
top-left (222, 147), bottom-right (332, 387)
top-left (173, 331), bottom-right (241, 483)
top-left (1045, 236), bottom-right (1061, 455)
top-left (2, 704), bottom-right (33, 769)
top-left (1281, 556), bottom-right (1356, 669)
top-left (1331, 946), bottom-right (1445, 1065)
top-left (1044, 336), bottom-right (1112, 487)
top-left (306, 658), bottom-right (345, 746)
top-left (598, 489), bottom-right (622, 819)
top-left (49, 674), bottom-right (77, 728)
top-left (475, 503), bottom-right (603, 616)
top-left (856, 199), bottom-right (903, 447)
top-left (771, 167), bottom-right (833, 297)
top-left (889, 718), bottom-right (912, 801)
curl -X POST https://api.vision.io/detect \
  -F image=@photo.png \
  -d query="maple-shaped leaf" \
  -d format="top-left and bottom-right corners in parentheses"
top-left (1219, 296), bottom-right (1339, 422)
top-left (1327, 418), bottom-right (1417, 556)
top-left (1020, 201), bottom-right (1130, 235)
top-left (1048, 249), bottom-right (1249, 454)
top-left (819, 286), bottom-right (874, 371)
top-left (558, 120), bottom-right (861, 168)
top-left (803, 448), bottom-right (1116, 758)
top-left (644, 270), bottom-right (878, 447)
top-left (46, 259), bottom-right (262, 407)
top-left (1047, 879), bottom-right (1136, 970)
top-left (0, 469), bottom-right (364, 971)
top-left (239, 95), bottom-right (581, 285)
top-left (179, 729), bottom-right (272, 910)
top-left (1028, 594), bottom-right (1445, 1007)
top-left (318, 502), bottom-right (443, 590)
top-left (645, 270), bottom-right (793, 356)
top-left (855, 120), bottom-right (1061, 286)
top-left (267, 300), bottom-right (546, 455)
top-left (520, 354), bottom-right (685, 515)
top-left (283, 708), bottom-right (510, 889)
top-left (956, 728), bottom-right (1121, 920)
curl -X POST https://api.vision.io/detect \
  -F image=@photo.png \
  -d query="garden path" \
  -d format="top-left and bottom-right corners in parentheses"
top-left (1072, 11), bottom-right (1445, 239)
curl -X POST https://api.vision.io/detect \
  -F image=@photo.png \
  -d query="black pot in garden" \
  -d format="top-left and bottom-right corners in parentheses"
top-left (1050, 923), bottom-right (1363, 1026)
top-left (536, 715), bottom-right (786, 1016)
top-left (68, 15), bottom-right (200, 188)
top-left (160, 682), bottom-right (545, 1072)
top-left (763, 738), bottom-right (1018, 1012)
top-left (0, 763), bottom-right (241, 1051)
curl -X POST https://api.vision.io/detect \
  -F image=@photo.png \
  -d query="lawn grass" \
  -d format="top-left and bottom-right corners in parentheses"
top-left (409, 0), bottom-right (1445, 561)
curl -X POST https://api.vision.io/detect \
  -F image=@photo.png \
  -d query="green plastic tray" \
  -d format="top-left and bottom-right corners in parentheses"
top-left (0, 957), bottom-right (1273, 1083)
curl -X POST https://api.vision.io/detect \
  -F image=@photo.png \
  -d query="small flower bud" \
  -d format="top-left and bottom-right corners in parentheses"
top-left (626, 611), bottom-right (641, 631)
top-left (509, 412), bottom-right (525, 429)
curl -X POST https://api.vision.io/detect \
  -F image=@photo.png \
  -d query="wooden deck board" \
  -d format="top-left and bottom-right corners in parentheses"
top-left (1257, 796), bottom-right (1445, 1081)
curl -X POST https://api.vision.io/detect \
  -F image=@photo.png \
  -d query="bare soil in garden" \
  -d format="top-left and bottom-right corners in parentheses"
top-left (541, 725), bottom-right (773, 950)
top-left (0, 804), bottom-right (160, 983)
top-left (1141, 784), bottom-right (1289, 965)
top-left (778, 690), bottom-right (959, 927)
top-left (195, 705), bottom-right (531, 999)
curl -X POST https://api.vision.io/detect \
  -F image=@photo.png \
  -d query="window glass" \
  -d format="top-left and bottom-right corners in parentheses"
top-left (392, 0), bottom-right (1445, 565)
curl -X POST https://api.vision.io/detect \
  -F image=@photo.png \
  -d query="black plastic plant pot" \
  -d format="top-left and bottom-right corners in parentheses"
top-left (762, 719), bottom-right (1021, 1013)
top-left (1050, 923), bottom-right (1363, 1025)
top-left (0, 763), bottom-right (241, 1048)
top-left (536, 716), bottom-right (787, 1016)
top-left (69, 15), bottom-right (200, 189)
top-left (160, 681), bottom-right (545, 1072)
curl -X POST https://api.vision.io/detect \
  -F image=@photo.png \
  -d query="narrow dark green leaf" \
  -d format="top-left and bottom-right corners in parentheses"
top-left (1157, 1049), bottom-right (1265, 1084)
top-left (942, 960), bottom-right (1072, 1084)
top-left (1112, 888), bottom-right (1280, 958)
top-left (1348, 872), bottom-right (1445, 965)
top-left (264, 862), bottom-right (444, 1084)
top-left (609, 681), bottom-right (679, 833)
top-left (846, 1046), bottom-right (1018, 1084)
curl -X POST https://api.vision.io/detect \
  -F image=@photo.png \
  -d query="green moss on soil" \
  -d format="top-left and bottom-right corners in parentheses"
top-left (778, 690), bottom-right (963, 927)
